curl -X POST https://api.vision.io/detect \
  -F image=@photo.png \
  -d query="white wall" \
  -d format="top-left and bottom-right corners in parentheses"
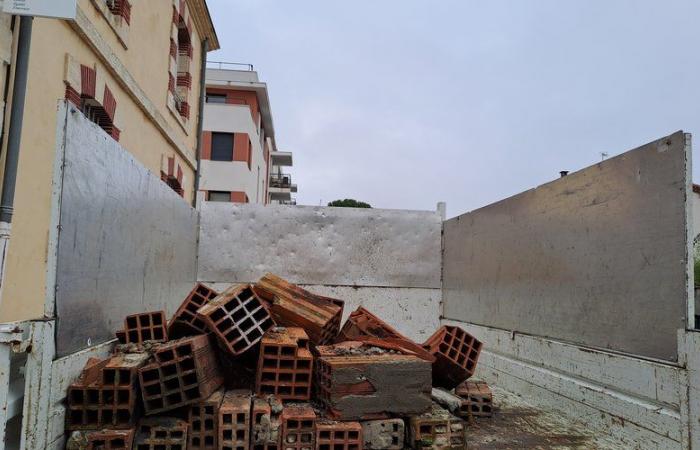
top-left (201, 103), bottom-right (267, 203)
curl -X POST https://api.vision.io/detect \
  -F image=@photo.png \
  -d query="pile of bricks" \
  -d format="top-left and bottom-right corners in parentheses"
top-left (65, 273), bottom-right (492, 450)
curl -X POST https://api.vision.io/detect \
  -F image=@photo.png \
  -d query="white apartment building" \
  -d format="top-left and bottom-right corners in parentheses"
top-left (199, 63), bottom-right (296, 204)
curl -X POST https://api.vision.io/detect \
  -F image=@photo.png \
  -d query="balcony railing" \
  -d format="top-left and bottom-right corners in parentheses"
top-left (270, 173), bottom-right (293, 189)
top-left (206, 61), bottom-right (254, 71)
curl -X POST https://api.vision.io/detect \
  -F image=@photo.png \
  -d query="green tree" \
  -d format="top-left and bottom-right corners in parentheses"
top-left (327, 199), bottom-right (372, 208)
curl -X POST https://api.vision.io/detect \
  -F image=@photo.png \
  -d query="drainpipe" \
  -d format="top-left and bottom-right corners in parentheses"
top-left (193, 38), bottom-right (209, 208)
top-left (0, 16), bottom-right (32, 308)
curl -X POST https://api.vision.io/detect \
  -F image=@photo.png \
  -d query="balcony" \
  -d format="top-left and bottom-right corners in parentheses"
top-left (269, 173), bottom-right (297, 192)
top-left (270, 151), bottom-right (293, 167)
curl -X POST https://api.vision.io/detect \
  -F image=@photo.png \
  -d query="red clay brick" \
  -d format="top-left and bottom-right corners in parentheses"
top-left (315, 341), bottom-right (431, 420)
top-left (316, 420), bottom-right (362, 450)
top-left (455, 380), bottom-right (493, 419)
top-left (67, 354), bottom-right (148, 431)
top-left (256, 328), bottom-right (313, 401)
top-left (134, 416), bottom-right (188, 450)
top-left (280, 405), bottom-right (316, 450)
top-left (169, 283), bottom-right (219, 338)
top-left (188, 388), bottom-right (225, 450)
top-left (408, 405), bottom-right (466, 450)
top-left (86, 428), bottom-right (135, 450)
top-left (138, 335), bottom-right (223, 414)
top-left (423, 325), bottom-right (482, 389)
top-left (197, 284), bottom-right (275, 357)
top-left (337, 307), bottom-right (434, 361)
top-left (252, 395), bottom-right (283, 450)
top-left (118, 311), bottom-right (168, 344)
top-left (219, 390), bottom-right (252, 450)
top-left (255, 274), bottom-right (343, 345)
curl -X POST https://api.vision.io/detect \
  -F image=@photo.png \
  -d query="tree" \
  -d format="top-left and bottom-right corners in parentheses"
top-left (327, 199), bottom-right (371, 208)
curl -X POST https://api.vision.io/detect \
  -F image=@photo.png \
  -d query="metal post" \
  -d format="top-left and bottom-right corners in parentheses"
top-left (193, 38), bottom-right (209, 208)
top-left (0, 15), bottom-right (32, 310)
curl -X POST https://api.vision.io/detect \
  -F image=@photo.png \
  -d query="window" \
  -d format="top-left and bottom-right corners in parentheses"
top-left (105, 0), bottom-right (131, 24)
top-left (211, 132), bottom-right (234, 161)
top-left (206, 93), bottom-right (226, 104)
top-left (208, 191), bottom-right (230, 202)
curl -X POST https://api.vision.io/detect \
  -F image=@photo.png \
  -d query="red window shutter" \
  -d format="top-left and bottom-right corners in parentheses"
top-left (201, 131), bottom-right (212, 160)
top-left (233, 133), bottom-right (249, 162)
top-left (65, 86), bottom-right (81, 107)
top-left (80, 65), bottom-right (96, 99)
top-left (231, 192), bottom-right (247, 203)
top-left (167, 156), bottom-right (175, 177)
top-left (102, 86), bottom-right (117, 122)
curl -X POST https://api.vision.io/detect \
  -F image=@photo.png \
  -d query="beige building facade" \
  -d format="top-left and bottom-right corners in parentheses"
top-left (0, 0), bottom-right (218, 323)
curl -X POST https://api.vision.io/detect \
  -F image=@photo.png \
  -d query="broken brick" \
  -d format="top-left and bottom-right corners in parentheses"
top-left (134, 416), bottom-right (188, 450)
top-left (86, 428), bottom-right (135, 450)
top-left (337, 307), bottom-right (434, 361)
top-left (361, 419), bottom-right (405, 450)
top-left (188, 388), bottom-right (224, 450)
top-left (256, 327), bottom-right (313, 401)
top-left (138, 335), bottom-right (223, 414)
top-left (219, 390), bottom-right (252, 450)
top-left (315, 341), bottom-right (431, 420)
top-left (408, 405), bottom-right (466, 450)
top-left (255, 273), bottom-right (342, 345)
top-left (252, 395), bottom-right (283, 450)
top-left (423, 325), bottom-right (482, 389)
top-left (118, 311), bottom-right (168, 344)
top-left (169, 283), bottom-right (219, 338)
top-left (280, 405), bottom-right (316, 450)
top-left (455, 380), bottom-right (493, 419)
top-left (197, 284), bottom-right (275, 357)
top-left (316, 420), bottom-right (362, 450)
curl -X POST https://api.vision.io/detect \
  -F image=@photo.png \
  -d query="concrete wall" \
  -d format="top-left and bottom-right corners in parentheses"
top-left (201, 103), bottom-right (268, 203)
top-left (198, 202), bottom-right (443, 339)
top-left (443, 131), bottom-right (691, 361)
top-left (0, 0), bottom-right (211, 323)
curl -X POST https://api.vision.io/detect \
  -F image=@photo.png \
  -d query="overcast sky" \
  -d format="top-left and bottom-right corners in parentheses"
top-left (207, 0), bottom-right (700, 217)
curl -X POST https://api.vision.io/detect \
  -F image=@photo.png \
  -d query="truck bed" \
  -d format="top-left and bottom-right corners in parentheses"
top-left (469, 387), bottom-right (620, 449)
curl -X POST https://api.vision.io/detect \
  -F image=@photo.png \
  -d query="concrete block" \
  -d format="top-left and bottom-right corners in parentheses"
top-left (315, 341), bottom-right (432, 420)
top-left (423, 326), bottom-right (482, 389)
top-left (255, 273), bottom-right (342, 345)
top-left (256, 327), bottom-right (313, 401)
top-left (197, 284), bottom-right (275, 357)
top-left (361, 419), bottom-right (404, 450)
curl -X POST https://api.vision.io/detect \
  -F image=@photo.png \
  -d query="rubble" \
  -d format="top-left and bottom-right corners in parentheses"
top-left (315, 341), bottom-right (432, 420)
top-left (63, 274), bottom-right (491, 450)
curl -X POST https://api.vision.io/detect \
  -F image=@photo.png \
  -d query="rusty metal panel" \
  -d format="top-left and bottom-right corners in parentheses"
top-left (197, 203), bottom-right (442, 289)
top-left (54, 106), bottom-right (198, 357)
top-left (442, 132), bottom-right (691, 361)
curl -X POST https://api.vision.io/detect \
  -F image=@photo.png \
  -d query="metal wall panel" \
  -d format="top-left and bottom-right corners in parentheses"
top-left (198, 203), bottom-right (442, 289)
top-left (54, 105), bottom-right (198, 356)
top-left (443, 131), bottom-right (691, 361)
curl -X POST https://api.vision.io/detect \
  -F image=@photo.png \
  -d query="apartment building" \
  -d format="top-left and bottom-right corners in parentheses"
top-left (200, 64), bottom-right (296, 205)
top-left (0, 0), bottom-right (218, 324)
